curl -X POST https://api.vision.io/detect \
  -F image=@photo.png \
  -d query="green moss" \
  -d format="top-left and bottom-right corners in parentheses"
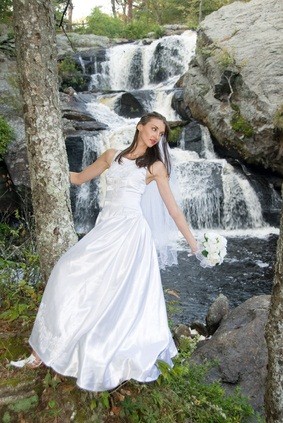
top-left (0, 115), bottom-right (14, 157)
top-left (0, 73), bottom-right (23, 114)
top-left (230, 106), bottom-right (254, 138)
top-left (8, 395), bottom-right (38, 412)
top-left (273, 104), bottom-right (283, 130)
top-left (168, 126), bottom-right (183, 145)
top-left (196, 43), bottom-right (217, 59)
top-left (215, 48), bottom-right (236, 70)
top-left (0, 336), bottom-right (29, 363)
top-left (2, 412), bottom-right (11, 423)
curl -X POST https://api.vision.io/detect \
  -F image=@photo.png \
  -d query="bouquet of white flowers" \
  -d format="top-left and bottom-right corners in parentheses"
top-left (195, 232), bottom-right (227, 268)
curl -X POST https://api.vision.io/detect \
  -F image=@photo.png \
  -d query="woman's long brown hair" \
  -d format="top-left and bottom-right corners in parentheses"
top-left (115, 111), bottom-right (171, 175)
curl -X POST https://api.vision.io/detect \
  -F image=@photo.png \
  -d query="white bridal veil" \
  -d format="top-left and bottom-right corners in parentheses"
top-left (141, 142), bottom-right (180, 269)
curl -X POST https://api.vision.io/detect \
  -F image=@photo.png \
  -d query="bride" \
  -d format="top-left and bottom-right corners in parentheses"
top-left (11, 111), bottom-right (198, 392)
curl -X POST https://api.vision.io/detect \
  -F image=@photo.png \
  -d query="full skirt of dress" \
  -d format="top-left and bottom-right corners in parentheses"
top-left (29, 204), bottom-right (177, 391)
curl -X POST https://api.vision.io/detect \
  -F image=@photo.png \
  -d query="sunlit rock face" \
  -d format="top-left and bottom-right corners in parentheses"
top-left (183, 0), bottom-right (283, 176)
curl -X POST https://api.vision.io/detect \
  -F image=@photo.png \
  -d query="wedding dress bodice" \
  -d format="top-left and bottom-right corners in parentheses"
top-left (103, 157), bottom-right (147, 211)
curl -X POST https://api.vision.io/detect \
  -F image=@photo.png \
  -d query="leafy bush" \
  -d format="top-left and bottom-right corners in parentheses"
top-left (0, 0), bottom-right (13, 24)
top-left (0, 214), bottom-right (42, 326)
top-left (0, 115), bottom-right (14, 157)
top-left (122, 19), bottom-right (164, 40)
top-left (85, 7), bottom-right (125, 38)
top-left (80, 7), bottom-right (164, 40)
top-left (57, 55), bottom-right (86, 91)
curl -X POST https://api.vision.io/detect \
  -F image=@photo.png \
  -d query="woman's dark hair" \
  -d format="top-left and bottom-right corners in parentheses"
top-left (116, 111), bottom-right (171, 175)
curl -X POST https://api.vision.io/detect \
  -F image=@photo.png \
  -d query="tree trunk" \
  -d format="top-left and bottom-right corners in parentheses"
top-left (111, 0), bottom-right (117, 17)
top-left (13, 0), bottom-right (77, 282)
top-left (67, 0), bottom-right (73, 31)
top-left (265, 183), bottom-right (283, 422)
top-left (127, 0), bottom-right (133, 21)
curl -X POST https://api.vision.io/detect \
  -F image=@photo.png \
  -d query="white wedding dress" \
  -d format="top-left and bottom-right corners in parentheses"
top-left (29, 155), bottom-right (178, 392)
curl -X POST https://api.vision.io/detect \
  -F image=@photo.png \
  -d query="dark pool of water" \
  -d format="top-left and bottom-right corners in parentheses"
top-left (161, 234), bottom-right (278, 325)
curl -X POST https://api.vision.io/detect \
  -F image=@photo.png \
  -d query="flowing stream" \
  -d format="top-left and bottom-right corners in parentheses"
top-left (69, 31), bottom-right (281, 323)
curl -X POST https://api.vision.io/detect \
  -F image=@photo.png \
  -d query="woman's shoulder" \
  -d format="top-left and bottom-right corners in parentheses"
top-left (150, 160), bottom-right (167, 176)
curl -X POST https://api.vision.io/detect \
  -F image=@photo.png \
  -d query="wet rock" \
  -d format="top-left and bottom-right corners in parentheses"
top-left (56, 33), bottom-right (110, 56)
top-left (60, 92), bottom-right (108, 130)
top-left (180, 121), bottom-right (202, 153)
top-left (163, 24), bottom-right (190, 36)
top-left (65, 136), bottom-right (84, 173)
top-left (205, 293), bottom-right (229, 335)
top-left (173, 324), bottom-right (192, 347)
top-left (190, 321), bottom-right (208, 337)
top-left (191, 295), bottom-right (270, 414)
top-left (4, 117), bottom-right (30, 188)
top-left (114, 92), bottom-right (146, 118)
top-left (171, 88), bottom-right (192, 120)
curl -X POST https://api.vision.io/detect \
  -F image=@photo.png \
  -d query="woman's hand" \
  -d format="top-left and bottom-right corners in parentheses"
top-left (69, 149), bottom-right (117, 186)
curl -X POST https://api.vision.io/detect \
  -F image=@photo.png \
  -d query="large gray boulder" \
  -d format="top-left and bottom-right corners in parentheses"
top-left (192, 295), bottom-right (270, 414)
top-left (56, 33), bottom-right (110, 56)
top-left (183, 0), bottom-right (283, 176)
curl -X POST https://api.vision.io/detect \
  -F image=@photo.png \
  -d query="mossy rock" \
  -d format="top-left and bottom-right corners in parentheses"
top-left (274, 104), bottom-right (283, 131)
top-left (230, 105), bottom-right (254, 138)
top-left (168, 126), bottom-right (183, 145)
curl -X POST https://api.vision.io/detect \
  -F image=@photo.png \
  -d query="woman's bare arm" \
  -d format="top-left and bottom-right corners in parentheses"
top-left (149, 161), bottom-right (198, 253)
top-left (70, 149), bottom-right (117, 186)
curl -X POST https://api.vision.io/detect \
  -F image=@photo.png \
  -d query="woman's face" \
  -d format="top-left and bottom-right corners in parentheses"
top-left (137, 118), bottom-right (166, 148)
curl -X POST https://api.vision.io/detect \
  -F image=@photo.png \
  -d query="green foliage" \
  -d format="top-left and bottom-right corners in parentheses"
top-left (123, 19), bottom-right (164, 40)
top-left (73, 0), bottom-right (254, 39)
top-left (0, 0), bottom-right (13, 24)
top-left (215, 48), bottom-right (236, 70)
top-left (58, 54), bottom-right (85, 91)
top-left (230, 104), bottom-right (254, 138)
top-left (85, 7), bottom-right (125, 37)
top-left (8, 395), bottom-right (38, 413)
top-left (80, 7), bottom-right (163, 39)
top-left (168, 126), bottom-right (183, 145)
top-left (132, 0), bottom-right (250, 28)
top-left (0, 213), bottom-right (42, 325)
top-left (273, 104), bottom-right (283, 131)
top-left (117, 338), bottom-right (256, 422)
top-left (0, 115), bottom-right (14, 157)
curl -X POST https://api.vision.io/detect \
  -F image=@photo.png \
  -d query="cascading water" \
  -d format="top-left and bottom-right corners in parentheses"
top-left (72, 135), bottom-right (100, 233)
top-left (70, 31), bottom-right (280, 323)
top-left (90, 31), bottom-right (197, 91)
top-left (73, 31), bottom-right (278, 234)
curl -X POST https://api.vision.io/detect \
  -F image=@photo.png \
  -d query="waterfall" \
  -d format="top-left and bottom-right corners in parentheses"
top-left (71, 32), bottom-right (280, 235)
top-left (174, 127), bottom-right (266, 229)
top-left (89, 31), bottom-right (197, 91)
top-left (73, 135), bottom-right (100, 233)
